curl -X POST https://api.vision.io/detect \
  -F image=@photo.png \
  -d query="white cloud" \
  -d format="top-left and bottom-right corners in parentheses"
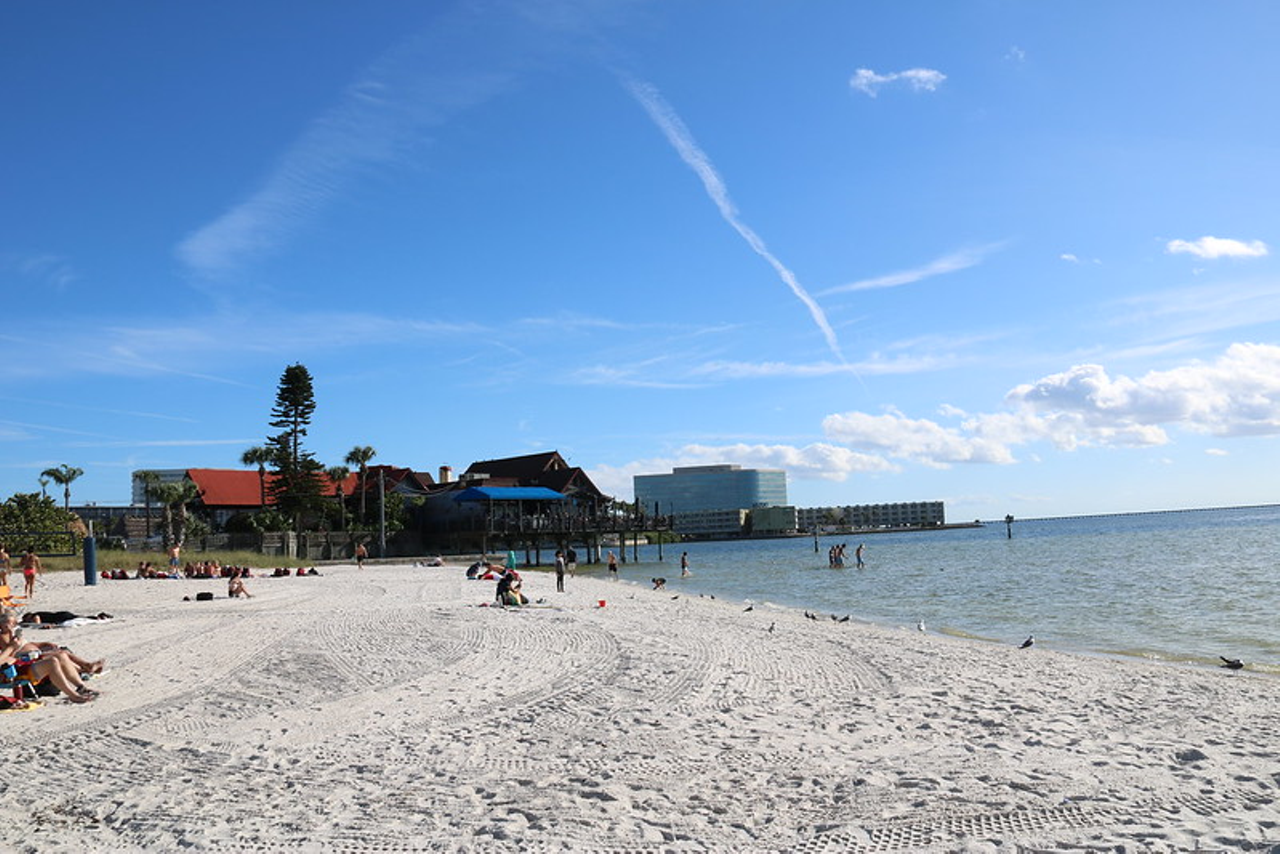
top-left (588, 442), bottom-right (896, 500)
top-left (1060, 253), bottom-right (1079, 263)
top-left (818, 343), bottom-right (1280, 468)
top-left (1166, 236), bottom-right (1269, 259)
top-left (850, 67), bottom-right (946, 98)
top-left (821, 242), bottom-right (1006, 295)
top-left (626, 76), bottom-right (845, 363)
top-left (1205, 448), bottom-right (1229, 456)
top-left (1005, 46), bottom-right (1027, 62)
top-left (823, 408), bottom-right (1016, 468)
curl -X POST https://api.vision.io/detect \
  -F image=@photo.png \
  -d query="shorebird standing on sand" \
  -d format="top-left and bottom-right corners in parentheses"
top-left (1019, 635), bottom-right (1035, 649)
top-left (1220, 656), bottom-right (1244, 670)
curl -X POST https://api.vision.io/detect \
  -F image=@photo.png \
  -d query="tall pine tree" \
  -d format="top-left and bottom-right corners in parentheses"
top-left (266, 364), bottom-right (325, 531)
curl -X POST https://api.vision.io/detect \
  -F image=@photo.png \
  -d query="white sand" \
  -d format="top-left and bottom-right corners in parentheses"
top-left (2, 562), bottom-right (1277, 852)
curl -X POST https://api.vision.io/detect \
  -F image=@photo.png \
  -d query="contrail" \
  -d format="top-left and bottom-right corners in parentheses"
top-left (625, 77), bottom-right (845, 363)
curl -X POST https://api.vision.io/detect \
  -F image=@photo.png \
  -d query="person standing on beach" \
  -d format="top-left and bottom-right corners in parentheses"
top-left (855, 543), bottom-right (865, 568)
top-left (0, 543), bottom-right (9, 587)
top-left (565, 546), bottom-right (577, 577)
top-left (680, 551), bottom-right (691, 577)
top-left (168, 543), bottom-right (181, 573)
top-left (607, 550), bottom-right (618, 579)
top-left (554, 550), bottom-right (566, 593)
top-left (20, 546), bottom-right (41, 599)
top-left (355, 542), bottom-right (368, 570)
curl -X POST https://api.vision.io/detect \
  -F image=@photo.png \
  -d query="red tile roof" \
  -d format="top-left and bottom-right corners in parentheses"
top-left (186, 468), bottom-right (358, 508)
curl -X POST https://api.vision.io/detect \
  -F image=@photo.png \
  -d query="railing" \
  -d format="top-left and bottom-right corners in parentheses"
top-left (0, 530), bottom-right (80, 557)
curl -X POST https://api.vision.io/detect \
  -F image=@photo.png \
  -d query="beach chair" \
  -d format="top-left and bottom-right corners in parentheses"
top-left (0, 584), bottom-right (28, 609)
top-left (0, 663), bottom-right (35, 705)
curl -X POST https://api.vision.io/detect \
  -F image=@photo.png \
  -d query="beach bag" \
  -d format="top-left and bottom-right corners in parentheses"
top-left (195, 591), bottom-right (214, 602)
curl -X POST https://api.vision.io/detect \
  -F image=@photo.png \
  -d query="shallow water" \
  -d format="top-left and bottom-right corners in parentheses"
top-left (607, 504), bottom-right (1280, 672)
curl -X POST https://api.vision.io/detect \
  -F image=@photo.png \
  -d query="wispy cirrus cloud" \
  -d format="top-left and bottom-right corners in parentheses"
top-left (1166, 236), bottom-right (1269, 259)
top-left (3, 252), bottom-right (76, 289)
top-left (176, 57), bottom-right (512, 279)
top-left (850, 67), bottom-right (946, 98)
top-left (624, 76), bottom-right (845, 363)
top-left (689, 352), bottom-right (954, 380)
top-left (821, 242), bottom-right (1006, 296)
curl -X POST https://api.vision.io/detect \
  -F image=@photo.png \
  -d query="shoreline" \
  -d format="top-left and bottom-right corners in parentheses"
top-left (2, 563), bottom-right (1277, 851)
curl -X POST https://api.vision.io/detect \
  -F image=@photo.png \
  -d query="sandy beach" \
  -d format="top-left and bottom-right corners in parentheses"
top-left (1, 562), bottom-right (1276, 853)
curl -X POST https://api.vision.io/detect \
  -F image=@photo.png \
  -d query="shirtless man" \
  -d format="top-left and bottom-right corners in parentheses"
top-left (0, 542), bottom-right (10, 587)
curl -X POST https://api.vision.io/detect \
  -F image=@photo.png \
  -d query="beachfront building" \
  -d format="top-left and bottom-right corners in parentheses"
top-left (750, 505), bottom-right (798, 536)
top-left (796, 501), bottom-right (945, 532)
top-left (634, 464), bottom-right (788, 537)
top-left (462, 451), bottom-right (608, 506)
top-left (672, 508), bottom-right (749, 539)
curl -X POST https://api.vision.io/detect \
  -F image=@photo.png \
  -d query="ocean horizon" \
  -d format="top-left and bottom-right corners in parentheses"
top-left (600, 503), bottom-right (1280, 674)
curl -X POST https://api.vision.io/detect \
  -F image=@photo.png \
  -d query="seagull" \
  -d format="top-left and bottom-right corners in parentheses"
top-left (1220, 656), bottom-right (1244, 670)
top-left (917, 620), bottom-right (926, 632)
top-left (838, 615), bottom-right (850, 623)
top-left (768, 622), bottom-right (776, 634)
top-left (671, 595), bottom-right (679, 600)
top-left (1019, 635), bottom-right (1035, 649)
top-left (743, 605), bottom-right (754, 613)
top-left (830, 614), bottom-right (839, 622)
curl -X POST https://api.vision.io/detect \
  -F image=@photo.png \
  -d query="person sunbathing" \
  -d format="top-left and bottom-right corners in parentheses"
top-left (21, 610), bottom-right (113, 626)
top-left (4, 613), bottom-right (105, 673)
top-left (0, 619), bottom-right (98, 702)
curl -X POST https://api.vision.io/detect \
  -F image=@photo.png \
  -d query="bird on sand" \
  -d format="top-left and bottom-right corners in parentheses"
top-left (743, 604), bottom-right (754, 612)
top-left (768, 622), bottom-right (776, 634)
top-left (837, 615), bottom-right (850, 623)
top-left (1220, 656), bottom-right (1244, 670)
top-left (1019, 635), bottom-right (1035, 649)
top-left (917, 620), bottom-right (926, 632)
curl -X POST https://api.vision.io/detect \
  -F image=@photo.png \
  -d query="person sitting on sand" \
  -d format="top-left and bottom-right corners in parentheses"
top-left (228, 569), bottom-right (251, 599)
top-left (0, 616), bottom-right (99, 702)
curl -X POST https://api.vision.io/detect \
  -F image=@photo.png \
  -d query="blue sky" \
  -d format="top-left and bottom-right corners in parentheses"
top-left (4, 1), bottom-right (1280, 520)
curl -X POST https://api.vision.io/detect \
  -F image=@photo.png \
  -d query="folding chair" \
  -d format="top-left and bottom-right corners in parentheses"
top-left (0, 663), bottom-right (36, 707)
top-left (0, 584), bottom-right (28, 610)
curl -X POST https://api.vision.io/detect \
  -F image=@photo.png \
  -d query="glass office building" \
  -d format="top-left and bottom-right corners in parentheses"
top-left (634, 464), bottom-right (788, 514)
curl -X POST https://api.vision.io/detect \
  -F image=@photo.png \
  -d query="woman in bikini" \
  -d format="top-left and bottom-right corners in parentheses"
top-left (0, 616), bottom-right (98, 703)
top-left (19, 545), bottom-right (41, 599)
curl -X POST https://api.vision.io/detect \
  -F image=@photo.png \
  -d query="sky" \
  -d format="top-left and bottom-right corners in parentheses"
top-left (4, 0), bottom-right (1280, 521)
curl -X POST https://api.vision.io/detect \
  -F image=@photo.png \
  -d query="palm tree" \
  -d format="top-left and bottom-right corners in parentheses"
top-left (137, 470), bottom-right (163, 538)
top-left (241, 446), bottom-right (273, 509)
top-left (326, 465), bottom-right (351, 530)
top-left (344, 445), bottom-right (377, 525)
top-left (38, 476), bottom-right (49, 499)
top-left (41, 464), bottom-right (84, 515)
top-left (152, 480), bottom-right (202, 549)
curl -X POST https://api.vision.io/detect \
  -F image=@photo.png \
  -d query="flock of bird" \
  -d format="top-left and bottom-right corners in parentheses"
top-left (661, 589), bottom-right (1249, 671)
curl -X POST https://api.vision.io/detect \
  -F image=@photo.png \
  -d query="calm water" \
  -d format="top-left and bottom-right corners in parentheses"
top-left (605, 505), bottom-right (1280, 673)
